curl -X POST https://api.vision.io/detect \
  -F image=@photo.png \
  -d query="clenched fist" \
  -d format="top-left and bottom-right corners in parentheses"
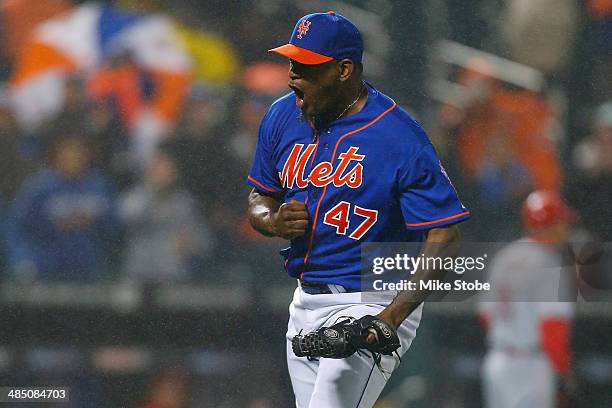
top-left (272, 200), bottom-right (310, 239)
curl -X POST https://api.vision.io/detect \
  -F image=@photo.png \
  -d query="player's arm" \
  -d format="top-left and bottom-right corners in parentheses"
top-left (248, 189), bottom-right (309, 239)
top-left (377, 224), bottom-right (461, 328)
top-left (541, 317), bottom-right (571, 376)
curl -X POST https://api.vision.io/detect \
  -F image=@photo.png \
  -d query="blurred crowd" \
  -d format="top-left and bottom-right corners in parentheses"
top-left (0, 0), bottom-right (610, 281)
top-left (0, 0), bottom-right (296, 285)
top-left (431, 0), bottom-right (612, 242)
top-left (0, 0), bottom-right (611, 407)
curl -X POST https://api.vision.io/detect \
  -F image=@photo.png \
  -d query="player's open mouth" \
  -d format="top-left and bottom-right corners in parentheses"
top-left (290, 85), bottom-right (305, 109)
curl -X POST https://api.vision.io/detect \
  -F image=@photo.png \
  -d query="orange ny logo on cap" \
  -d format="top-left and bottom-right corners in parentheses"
top-left (296, 20), bottom-right (311, 39)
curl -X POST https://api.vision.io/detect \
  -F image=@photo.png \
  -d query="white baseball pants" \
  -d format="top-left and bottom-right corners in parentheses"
top-left (286, 284), bottom-right (422, 408)
top-left (482, 349), bottom-right (555, 408)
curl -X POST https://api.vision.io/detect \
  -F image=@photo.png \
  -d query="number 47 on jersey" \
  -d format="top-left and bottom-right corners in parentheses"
top-left (323, 201), bottom-right (378, 240)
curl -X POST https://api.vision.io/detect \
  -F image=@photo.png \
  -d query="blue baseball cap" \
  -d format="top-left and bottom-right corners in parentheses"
top-left (269, 11), bottom-right (363, 65)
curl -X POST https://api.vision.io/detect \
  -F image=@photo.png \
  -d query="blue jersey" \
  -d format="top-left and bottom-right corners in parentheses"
top-left (248, 84), bottom-right (470, 290)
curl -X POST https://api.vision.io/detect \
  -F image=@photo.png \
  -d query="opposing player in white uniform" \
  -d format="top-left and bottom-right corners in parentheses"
top-left (478, 191), bottom-right (577, 408)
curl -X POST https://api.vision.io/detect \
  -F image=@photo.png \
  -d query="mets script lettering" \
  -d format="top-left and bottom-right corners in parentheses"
top-left (280, 144), bottom-right (364, 189)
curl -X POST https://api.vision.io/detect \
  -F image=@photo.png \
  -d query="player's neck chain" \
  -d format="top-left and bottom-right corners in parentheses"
top-left (335, 82), bottom-right (366, 121)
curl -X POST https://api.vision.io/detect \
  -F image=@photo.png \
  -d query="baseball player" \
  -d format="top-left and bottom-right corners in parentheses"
top-left (478, 191), bottom-right (576, 408)
top-left (247, 12), bottom-right (470, 407)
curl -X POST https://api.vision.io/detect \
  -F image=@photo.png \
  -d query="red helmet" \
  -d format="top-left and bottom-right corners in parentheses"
top-left (522, 191), bottom-right (577, 229)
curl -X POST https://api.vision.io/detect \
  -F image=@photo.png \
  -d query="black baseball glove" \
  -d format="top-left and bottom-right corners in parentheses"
top-left (292, 315), bottom-right (400, 359)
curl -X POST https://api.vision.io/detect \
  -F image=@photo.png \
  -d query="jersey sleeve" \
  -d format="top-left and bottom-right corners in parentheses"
top-left (399, 143), bottom-right (470, 230)
top-left (247, 108), bottom-right (283, 194)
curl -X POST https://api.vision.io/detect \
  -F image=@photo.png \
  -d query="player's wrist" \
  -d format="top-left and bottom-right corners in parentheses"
top-left (377, 307), bottom-right (405, 329)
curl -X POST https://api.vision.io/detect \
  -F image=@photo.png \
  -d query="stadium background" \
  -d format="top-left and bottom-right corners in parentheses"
top-left (0, 0), bottom-right (611, 406)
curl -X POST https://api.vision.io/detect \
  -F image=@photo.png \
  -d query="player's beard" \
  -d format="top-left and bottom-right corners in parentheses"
top-left (294, 84), bottom-right (343, 131)
top-left (298, 93), bottom-right (343, 131)
top-left (312, 113), bottom-right (334, 130)
top-left (297, 110), bottom-right (332, 131)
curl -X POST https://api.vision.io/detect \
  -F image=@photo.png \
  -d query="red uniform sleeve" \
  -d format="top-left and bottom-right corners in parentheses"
top-left (540, 317), bottom-right (571, 375)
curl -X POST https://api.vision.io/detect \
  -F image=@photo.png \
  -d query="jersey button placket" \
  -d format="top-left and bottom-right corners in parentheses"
top-left (308, 129), bottom-right (333, 202)
top-left (307, 131), bottom-right (322, 201)
top-left (312, 130), bottom-right (334, 201)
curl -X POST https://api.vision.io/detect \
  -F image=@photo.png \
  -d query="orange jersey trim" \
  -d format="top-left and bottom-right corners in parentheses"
top-left (248, 175), bottom-right (281, 193)
top-left (405, 211), bottom-right (470, 228)
top-left (302, 102), bottom-right (397, 269)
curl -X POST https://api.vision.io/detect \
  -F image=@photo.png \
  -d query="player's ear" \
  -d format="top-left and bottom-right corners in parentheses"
top-left (337, 59), bottom-right (354, 82)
